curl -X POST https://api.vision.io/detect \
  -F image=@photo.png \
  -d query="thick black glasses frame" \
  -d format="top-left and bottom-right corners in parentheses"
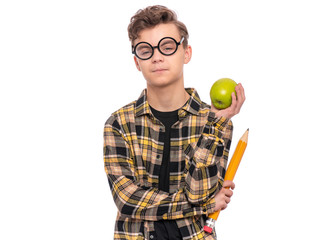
top-left (132, 37), bottom-right (185, 60)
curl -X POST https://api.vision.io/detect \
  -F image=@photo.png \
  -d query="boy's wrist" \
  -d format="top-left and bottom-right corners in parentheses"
top-left (201, 198), bottom-right (216, 215)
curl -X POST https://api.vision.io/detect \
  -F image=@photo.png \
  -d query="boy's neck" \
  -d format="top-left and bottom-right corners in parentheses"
top-left (146, 83), bottom-right (190, 112)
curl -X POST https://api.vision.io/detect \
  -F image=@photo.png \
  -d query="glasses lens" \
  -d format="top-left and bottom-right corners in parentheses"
top-left (135, 43), bottom-right (153, 59)
top-left (159, 38), bottom-right (177, 55)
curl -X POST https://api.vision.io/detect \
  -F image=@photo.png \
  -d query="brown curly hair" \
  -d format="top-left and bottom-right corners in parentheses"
top-left (127, 5), bottom-right (189, 48)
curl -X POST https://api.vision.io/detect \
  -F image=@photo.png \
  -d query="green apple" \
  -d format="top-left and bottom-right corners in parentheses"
top-left (210, 78), bottom-right (237, 109)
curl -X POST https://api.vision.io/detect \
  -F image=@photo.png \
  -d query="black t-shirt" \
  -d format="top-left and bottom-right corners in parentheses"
top-left (150, 106), bottom-right (178, 192)
top-left (150, 106), bottom-right (182, 239)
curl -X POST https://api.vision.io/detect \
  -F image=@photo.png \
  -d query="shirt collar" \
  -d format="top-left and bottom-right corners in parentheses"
top-left (135, 88), bottom-right (202, 117)
top-left (135, 89), bottom-right (151, 117)
top-left (181, 88), bottom-right (201, 115)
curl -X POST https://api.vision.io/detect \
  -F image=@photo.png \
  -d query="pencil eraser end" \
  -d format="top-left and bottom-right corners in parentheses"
top-left (204, 226), bottom-right (213, 233)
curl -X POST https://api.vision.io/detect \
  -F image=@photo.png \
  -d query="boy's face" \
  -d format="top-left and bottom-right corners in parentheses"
top-left (133, 23), bottom-right (192, 89)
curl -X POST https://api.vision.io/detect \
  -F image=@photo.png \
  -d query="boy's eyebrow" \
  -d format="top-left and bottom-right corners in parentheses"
top-left (136, 45), bottom-right (151, 50)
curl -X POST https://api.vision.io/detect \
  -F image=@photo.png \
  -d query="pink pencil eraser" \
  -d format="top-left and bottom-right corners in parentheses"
top-left (204, 226), bottom-right (213, 233)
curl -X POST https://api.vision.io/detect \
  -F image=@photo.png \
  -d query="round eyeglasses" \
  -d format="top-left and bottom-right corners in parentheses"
top-left (132, 37), bottom-right (185, 60)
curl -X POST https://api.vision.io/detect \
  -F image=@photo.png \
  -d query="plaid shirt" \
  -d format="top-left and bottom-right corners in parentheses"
top-left (104, 88), bottom-right (233, 240)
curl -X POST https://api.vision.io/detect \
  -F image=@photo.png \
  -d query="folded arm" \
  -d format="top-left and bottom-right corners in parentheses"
top-left (184, 113), bottom-right (233, 205)
top-left (104, 122), bottom-right (215, 221)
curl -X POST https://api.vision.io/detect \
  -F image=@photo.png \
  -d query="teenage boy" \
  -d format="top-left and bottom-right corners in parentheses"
top-left (104, 5), bottom-right (245, 240)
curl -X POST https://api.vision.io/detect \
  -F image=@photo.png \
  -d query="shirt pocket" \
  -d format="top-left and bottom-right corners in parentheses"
top-left (189, 134), bottom-right (224, 168)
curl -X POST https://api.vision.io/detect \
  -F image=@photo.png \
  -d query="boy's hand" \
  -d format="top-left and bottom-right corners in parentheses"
top-left (214, 180), bottom-right (235, 211)
top-left (211, 83), bottom-right (245, 119)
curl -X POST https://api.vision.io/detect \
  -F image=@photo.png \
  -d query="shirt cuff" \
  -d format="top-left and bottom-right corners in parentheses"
top-left (202, 197), bottom-right (216, 215)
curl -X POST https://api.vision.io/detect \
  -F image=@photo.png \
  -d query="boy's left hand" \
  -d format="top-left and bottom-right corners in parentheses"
top-left (211, 83), bottom-right (245, 119)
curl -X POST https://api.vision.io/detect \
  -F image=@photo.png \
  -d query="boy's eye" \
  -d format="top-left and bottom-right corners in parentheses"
top-left (160, 41), bottom-right (176, 53)
top-left (137, 45), bottom-right (152, 56)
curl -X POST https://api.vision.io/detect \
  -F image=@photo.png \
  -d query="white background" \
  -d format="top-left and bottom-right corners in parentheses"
top-left (1, 0), bottom-right (335, 239)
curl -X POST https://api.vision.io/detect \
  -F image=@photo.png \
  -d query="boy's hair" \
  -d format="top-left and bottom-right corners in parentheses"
top-left (128, 5), bottom-right (189, 48)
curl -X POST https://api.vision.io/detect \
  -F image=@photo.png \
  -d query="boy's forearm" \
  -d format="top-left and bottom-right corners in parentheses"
top-left (104, 124), bottom-right (215, 221)
top-left (183, 115), bottom-right (233, 205)
top-left (107, 174), bottom-right (215, 220)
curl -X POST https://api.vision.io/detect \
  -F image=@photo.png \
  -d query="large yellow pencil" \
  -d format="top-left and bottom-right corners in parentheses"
top-left (204, 129), bottom-right (249, 233)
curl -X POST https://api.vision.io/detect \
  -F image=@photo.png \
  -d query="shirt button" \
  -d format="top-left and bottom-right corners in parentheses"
top-left (150, 235), bottom-right (154, 239)
top-left (203, 208), bottom-right (207, 213)
top-left (156, 154), bottom-right (160, 159)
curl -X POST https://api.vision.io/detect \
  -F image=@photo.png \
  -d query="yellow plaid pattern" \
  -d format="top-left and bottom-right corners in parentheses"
top-left (104, 88), bottom-right (233, 240)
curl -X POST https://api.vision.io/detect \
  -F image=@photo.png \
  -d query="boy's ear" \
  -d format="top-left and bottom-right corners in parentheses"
top-left (184, 45), bottom-right (192, 64)
top-left (134, 56), bottom-right (141, 71)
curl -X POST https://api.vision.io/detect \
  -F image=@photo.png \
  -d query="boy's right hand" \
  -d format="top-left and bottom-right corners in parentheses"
top-left (214, 180), bottom-right (235, 211)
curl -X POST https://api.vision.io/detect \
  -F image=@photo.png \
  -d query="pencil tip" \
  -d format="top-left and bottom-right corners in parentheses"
top-left (247, 128), bottom-right (249, 131)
